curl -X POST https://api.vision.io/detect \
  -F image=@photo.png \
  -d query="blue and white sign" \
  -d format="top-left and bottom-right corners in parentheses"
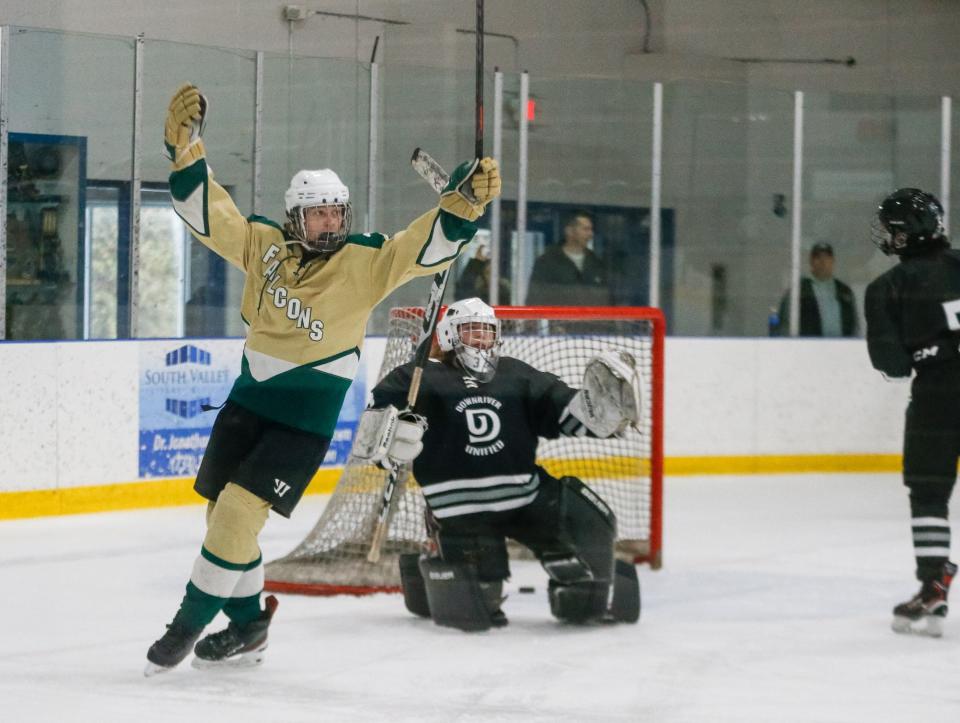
top-left (326, 359), bottom-right (366, 466)
top-left (139, 339), bottom-right (366, 478)
top-left (139, 340), bottom-right (239, 478)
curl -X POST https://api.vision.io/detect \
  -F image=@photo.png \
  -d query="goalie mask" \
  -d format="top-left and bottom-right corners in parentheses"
top-left (871, 187), bottom-right (945, 256)
top-left (437, 298), bottom-right (502, 382)
top-left (284, 169), bottom-right (353, 255)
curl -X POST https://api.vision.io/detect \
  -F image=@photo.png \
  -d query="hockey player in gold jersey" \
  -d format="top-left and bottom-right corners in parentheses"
top-left (145, 83), bottom-right (501, 675)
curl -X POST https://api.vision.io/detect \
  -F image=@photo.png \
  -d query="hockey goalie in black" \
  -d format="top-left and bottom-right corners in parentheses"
top-left (353, 298), bottom-right (642, 631)
top-left (866, 188), bottom-right (959, 637)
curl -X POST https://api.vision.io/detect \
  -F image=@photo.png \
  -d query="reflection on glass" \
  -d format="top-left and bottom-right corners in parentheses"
top-left (662, 81), bottom-right (795, 336)
top-left (2, 29), bottom-right (955, 342)
top-left (142, 40), bottom-right (258, 339)
top-left (5, 133), bottom-right (86, 340)
top-left (370, 64), bottom-right (477, 333)
top-left (137, 196), bottom-right (187, 339)
top-left (796, 90), bottom-right (942, 339)
top-left (86, 189), bottom-right (119, 339)
top-left (3, 28), bottom-right (135, 341)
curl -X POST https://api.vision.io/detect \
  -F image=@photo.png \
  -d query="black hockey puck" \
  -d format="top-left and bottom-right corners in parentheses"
top-left (519, 586), bottom-right (536, 594)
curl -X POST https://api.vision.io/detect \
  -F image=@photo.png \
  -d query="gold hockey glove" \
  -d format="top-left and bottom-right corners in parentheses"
top-left (440, 157), bottom-right (501, 221)
top-left (164, 83), bottom-right (208, 169)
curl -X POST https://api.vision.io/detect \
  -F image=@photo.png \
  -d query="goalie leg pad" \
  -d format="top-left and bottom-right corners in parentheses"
top-left (539, 477), bottom-right (617, 586)
top-left (398, 553), bottom-right (431, 618)
top-left (548, 580), bottom-right (611, 624)
top-left (609, 559), bottom-right (641, 624)
top-left (417, 557), bottom-right (503, 632)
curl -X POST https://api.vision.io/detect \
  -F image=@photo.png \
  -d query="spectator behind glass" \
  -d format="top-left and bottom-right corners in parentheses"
top-left (775, 242), bottom-right (858, 337)
top-left (526, 211), bottom-right (610, 306)
top-left (456, 238), bottom-right (511, 305)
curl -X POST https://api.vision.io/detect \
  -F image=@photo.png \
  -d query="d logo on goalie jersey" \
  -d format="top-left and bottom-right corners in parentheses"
top-left (456, 397), bottom-right (506, 457)
top-left (466, 408), bottom-right (500, 444)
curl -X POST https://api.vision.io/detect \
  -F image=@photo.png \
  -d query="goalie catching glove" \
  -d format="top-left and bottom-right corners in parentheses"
top-left (439, 157), bottom-right (501, 222)
top-left (353, 405), bottom-right (428, 469)
top-left (164, 83), bottom-right (208, 169)
top-left (564, 350), bottom-right (642, 438)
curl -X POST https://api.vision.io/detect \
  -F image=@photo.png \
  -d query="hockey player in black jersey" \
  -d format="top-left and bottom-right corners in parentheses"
top-left (354, 298), bottom-right (642, 631)
top-left (866, 188), bottom-right (959, 637)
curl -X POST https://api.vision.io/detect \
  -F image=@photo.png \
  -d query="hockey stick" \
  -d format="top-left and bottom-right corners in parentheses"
top-left (365, 149), bottom-right (453, 564)
top-left (366, 1), bottom-right (485, 564)
top-left (365, 152), bottom-right (453, 564)
top-left (366, 264), bottom-right (449, 562)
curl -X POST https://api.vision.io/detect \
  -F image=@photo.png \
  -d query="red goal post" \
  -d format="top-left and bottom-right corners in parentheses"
top-left (264, 305), bottom-right (664, 596)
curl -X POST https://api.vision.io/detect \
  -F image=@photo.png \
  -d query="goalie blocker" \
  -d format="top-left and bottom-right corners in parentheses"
top-left (400, 475), bottom-right (641, 631)
top-left (353, 405), bottom-right (428, 469)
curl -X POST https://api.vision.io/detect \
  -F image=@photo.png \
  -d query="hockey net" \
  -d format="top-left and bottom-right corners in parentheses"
top-left (265, 306), bottom-right (664, 595)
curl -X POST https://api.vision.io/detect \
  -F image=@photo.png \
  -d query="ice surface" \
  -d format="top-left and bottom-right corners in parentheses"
top-left (2, 474), bottom-right (958, 722)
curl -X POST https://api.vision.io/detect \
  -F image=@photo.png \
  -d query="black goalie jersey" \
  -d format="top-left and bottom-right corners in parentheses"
top-left (371, 357), bottom-right (579, 520)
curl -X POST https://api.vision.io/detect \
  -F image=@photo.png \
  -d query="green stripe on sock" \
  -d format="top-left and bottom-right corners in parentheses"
top-left (224, 593), bottom-right (263, 628)
top-left (182, 581), bottom-right (228, 629)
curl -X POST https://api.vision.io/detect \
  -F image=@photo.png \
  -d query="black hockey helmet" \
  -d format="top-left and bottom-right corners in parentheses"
top-left (871, 187), bottom-right (945, 256)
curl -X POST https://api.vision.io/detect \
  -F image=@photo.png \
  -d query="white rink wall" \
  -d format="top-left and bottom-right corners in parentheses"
top-left (0, 335), bottom-right (910, 497)
top-left (664, 338), bottom-right (908, 457)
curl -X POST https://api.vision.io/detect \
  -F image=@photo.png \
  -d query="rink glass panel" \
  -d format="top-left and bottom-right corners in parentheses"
top-left (660, 81), bottom-right (795, 337)
top-left (4, 29), bottom-right (132, 340)
top-left (799, 89), bottom-right (943, 336)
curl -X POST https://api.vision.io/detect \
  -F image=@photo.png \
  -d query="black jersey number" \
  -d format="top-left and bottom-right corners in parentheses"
top-left (943, 299), bottom-right (960, 330)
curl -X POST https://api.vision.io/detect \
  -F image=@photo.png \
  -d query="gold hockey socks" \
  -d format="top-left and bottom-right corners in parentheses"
top-left (176, 484), bottom-right (270, 629)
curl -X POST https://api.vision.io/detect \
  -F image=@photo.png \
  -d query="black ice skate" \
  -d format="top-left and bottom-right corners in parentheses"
top-left (192, 595), bottom-right (278, 669)
top-left (892, 561), bottom-right (958, 638)
top-left (144, 611), bottom-right (204, 677)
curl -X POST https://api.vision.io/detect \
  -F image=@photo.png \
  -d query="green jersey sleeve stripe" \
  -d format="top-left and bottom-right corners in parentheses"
top-left (346, 233), bottom-right (386, 249)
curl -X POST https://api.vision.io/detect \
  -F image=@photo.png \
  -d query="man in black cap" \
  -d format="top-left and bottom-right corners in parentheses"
top-left (776, 242), bottom-right (858, 337)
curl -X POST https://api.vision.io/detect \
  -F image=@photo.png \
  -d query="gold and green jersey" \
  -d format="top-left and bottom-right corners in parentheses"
top-left (169, 156), bottom-right (477, 437)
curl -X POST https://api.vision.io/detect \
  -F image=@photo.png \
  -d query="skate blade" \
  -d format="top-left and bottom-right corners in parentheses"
top-left (144, 661), bottom-right (175, 677)
top-left (892, 615), bottom-right (945, 638)
top-left (190, 645), bottom-right (267, 671)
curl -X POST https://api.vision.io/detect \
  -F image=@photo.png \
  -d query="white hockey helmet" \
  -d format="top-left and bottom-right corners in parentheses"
top-left (437, 297), bottom-right (502, 382)
top-left (284, 169), bottom-right (353, 255)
